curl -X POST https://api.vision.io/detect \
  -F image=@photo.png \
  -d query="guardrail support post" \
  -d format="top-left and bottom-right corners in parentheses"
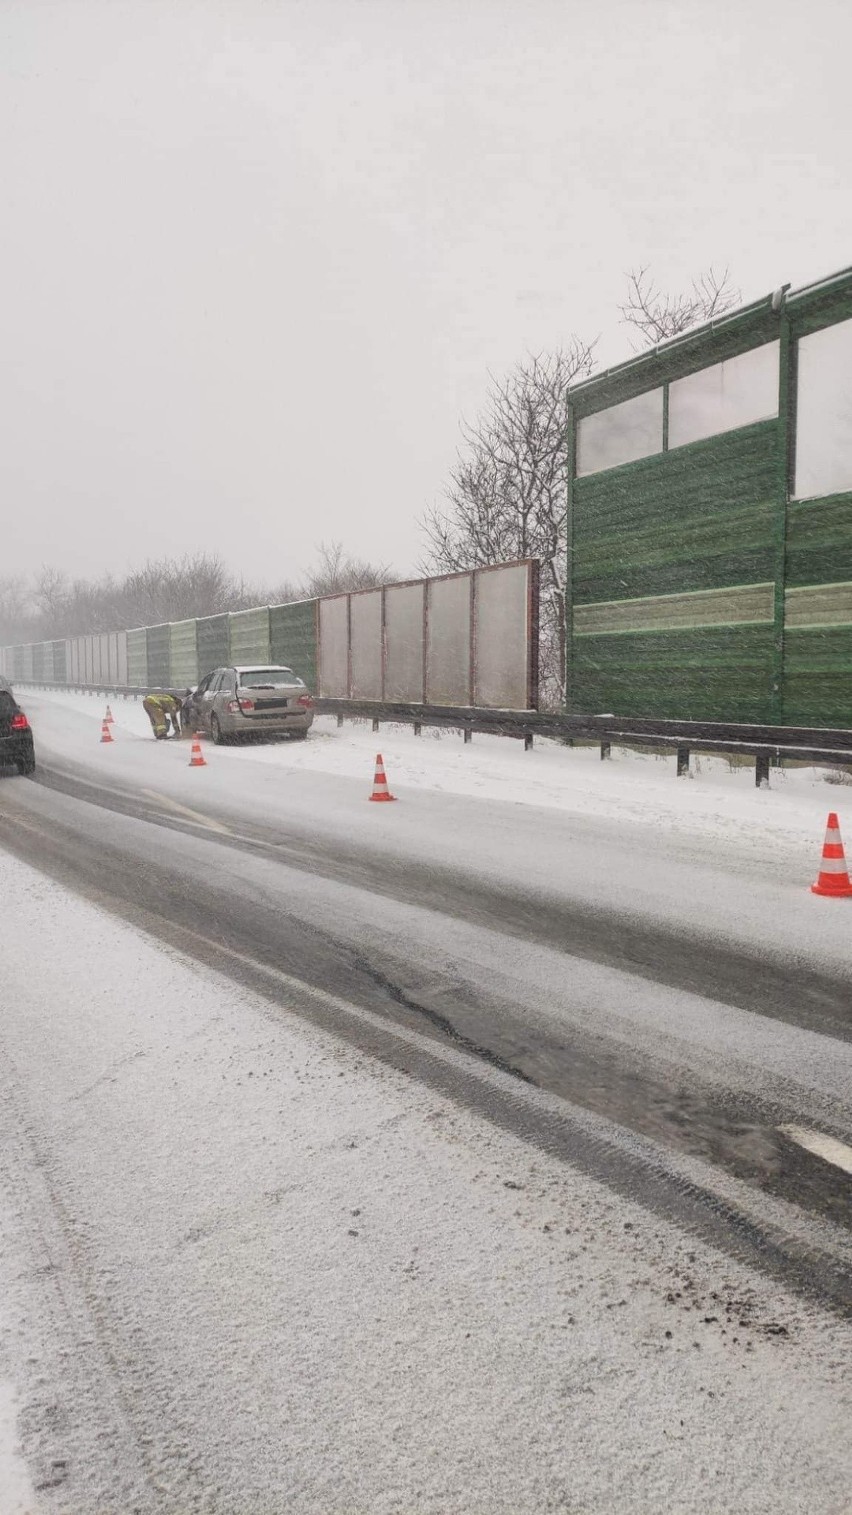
top-left (676, 744), bottom-right (690, 778)
top-left (337, 714), bottom-right (344, 728)
top-left (755, 752), bottom-right (770, 788)
top-left (600, 741), bottom-right (611, 761)
top-left (413, 722), bottom-right (422, 737)
top-left (463, 727), bottom-right (472, 744)
top-left (524, 732), bottom-right (534, 752)
top-left (372, 717), bottom-right (380, 734)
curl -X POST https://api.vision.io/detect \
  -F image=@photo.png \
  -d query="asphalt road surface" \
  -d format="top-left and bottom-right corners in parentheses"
top-left (3, 746), bottom-right (851, 1304)
top-left (1, 731), bottom-right (851, 1512)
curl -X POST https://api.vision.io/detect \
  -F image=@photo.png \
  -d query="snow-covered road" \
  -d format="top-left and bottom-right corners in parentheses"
top-left (1, 854), bottom-right (851, 1514)
top-left (15, 687), bottom-right (852, 976)
top-left (1, 689), bottom-right (851, 1510)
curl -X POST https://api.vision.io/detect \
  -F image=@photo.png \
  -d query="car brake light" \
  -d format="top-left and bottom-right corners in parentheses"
top-left (10, 713), bottom-right (29, 730)
top-left (225, 699), bottom-right (242, 714)
top-left (238, 698), bottom-right (255, 712)
top-left (297, 694), bottom-right (314, 709)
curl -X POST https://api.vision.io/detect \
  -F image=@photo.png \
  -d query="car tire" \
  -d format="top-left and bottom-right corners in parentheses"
top-left (291, 730), bottom-right (309, 741)
top-left (17, 754), bottom-right (36, 776)
top-left (210, 715), bottom-right (226, 746)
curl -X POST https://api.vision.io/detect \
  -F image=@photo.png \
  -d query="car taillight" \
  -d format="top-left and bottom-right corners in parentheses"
top-left (297, 694), bottom-right (314, 709)
top-left (238, 698), bottom-right (255, 712)
top-left (225, 699), bottom-right (242, 714)
top-left (10, 713), bottom-right (29, 730)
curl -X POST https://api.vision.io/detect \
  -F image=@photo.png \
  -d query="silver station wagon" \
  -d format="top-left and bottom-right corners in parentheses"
top-left (186, 665), bottom-right (314, 744)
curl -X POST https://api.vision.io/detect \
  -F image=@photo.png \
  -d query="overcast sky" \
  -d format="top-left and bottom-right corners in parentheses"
top-left (2, 0), bottom-right (850, 588)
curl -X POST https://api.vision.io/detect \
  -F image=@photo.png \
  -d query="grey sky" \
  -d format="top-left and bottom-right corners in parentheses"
top-left (2, 0), bottom-right (850, 587)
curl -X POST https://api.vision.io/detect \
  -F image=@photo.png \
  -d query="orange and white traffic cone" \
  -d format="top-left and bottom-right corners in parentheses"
top-left (189, 735), bottom-right (207, 768)
top-left (104, 703), bottom-right (115, 724)
top-left (100, 719), bottom-right (113, 744)
top-left (811, 812), bottom-right (852, 898)
top-left (369, 753), bottom-right (396, 802)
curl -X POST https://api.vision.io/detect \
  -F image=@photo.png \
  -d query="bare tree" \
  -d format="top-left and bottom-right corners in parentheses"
top-left (420, 341), bottom-right (596, 706)
top-left (620, 266), bottom-right (740, 348)
top-left (0, 576), bottom-right (33, 645)
top-left (0, 543), bottom-right (401, 650)
top-left (237, 543), bottom-right (396, 609)
top-left (34, 566), bottom-right (71, 636)
top-left (301, 541), bottom-right (395, 598)
top-left (121, 554), bottom-right (236, 627)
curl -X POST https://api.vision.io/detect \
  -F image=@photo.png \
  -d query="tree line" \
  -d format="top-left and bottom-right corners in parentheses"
top-left (0, 543), bottom-right (395, 648)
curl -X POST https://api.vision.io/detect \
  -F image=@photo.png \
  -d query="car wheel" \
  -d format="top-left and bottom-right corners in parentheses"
top-left (291, 730), bottom-right (308, 741)
top-left (210, 714), bottom-right (226, 746)
top-left (17, 754), bottom-right (36, 776)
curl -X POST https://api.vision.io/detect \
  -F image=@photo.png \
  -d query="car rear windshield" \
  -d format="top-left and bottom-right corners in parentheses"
top-left (238, 668), bottom-right (305, 689)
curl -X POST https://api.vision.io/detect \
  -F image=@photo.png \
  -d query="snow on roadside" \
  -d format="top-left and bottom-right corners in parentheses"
top-left (1, 851), bottom-right (851, 1514)
top-left (12, 688), bottom-right (852, 978)
top-left (0, 1380), bottom-right (35, 1515)
top-left (16, 686), bottom-right (852, 858)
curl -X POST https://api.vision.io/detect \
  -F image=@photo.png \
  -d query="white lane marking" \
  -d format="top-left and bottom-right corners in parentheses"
top-left (779, 1125), bottom-right (852, 1175)
top-left (140, 790), bottom-right (232, 835)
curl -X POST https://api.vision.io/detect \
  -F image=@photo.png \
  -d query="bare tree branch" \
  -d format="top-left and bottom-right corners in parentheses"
top-left (619, 265), bottom-right (740, 348)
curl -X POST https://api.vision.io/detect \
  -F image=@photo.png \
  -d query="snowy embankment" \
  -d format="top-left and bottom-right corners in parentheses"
top-left (0, 851), bottom-right (850, 1514)
top-left (16, 687), bottom-right (852, 981)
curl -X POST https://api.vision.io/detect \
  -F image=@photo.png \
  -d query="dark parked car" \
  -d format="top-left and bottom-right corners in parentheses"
top-left (0, 681), bottom-right (36, 775)
top-left (184, 666), bottom-right (315, 745)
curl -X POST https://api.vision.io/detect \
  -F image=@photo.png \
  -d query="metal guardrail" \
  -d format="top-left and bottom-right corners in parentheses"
top-left (13, 682), bottom-right (852, 787)
top-left (315, 699), bottom-right (852, 786)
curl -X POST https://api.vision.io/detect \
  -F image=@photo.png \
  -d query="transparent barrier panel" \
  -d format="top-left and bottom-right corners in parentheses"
top-left (127, 628), bottom-right (148, 688)
top-left (350, 590), bottom-right (383, 699)
top-left (196, 615), bottom-right (229, 678)
top-left (99, 633), bottom-right (110, 684)
top-left (114, 631), bottom-right (128, 686)
top-left (385, 583), bottom-right (425, 701)
top-left (146, 624), bottom-right (171, 688)
top-left (474, 562), bottom-right (532, 709)
top-left (169, 619), bottom-right (199, 687)
top-left (269, 600), bottom-right (317, 690)
top-left (318, 596), bottom-right (349, 696)
top-left (229, 607), bottom-right (271, 666)
top-left (426, 574), bottom-right (471, 705)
